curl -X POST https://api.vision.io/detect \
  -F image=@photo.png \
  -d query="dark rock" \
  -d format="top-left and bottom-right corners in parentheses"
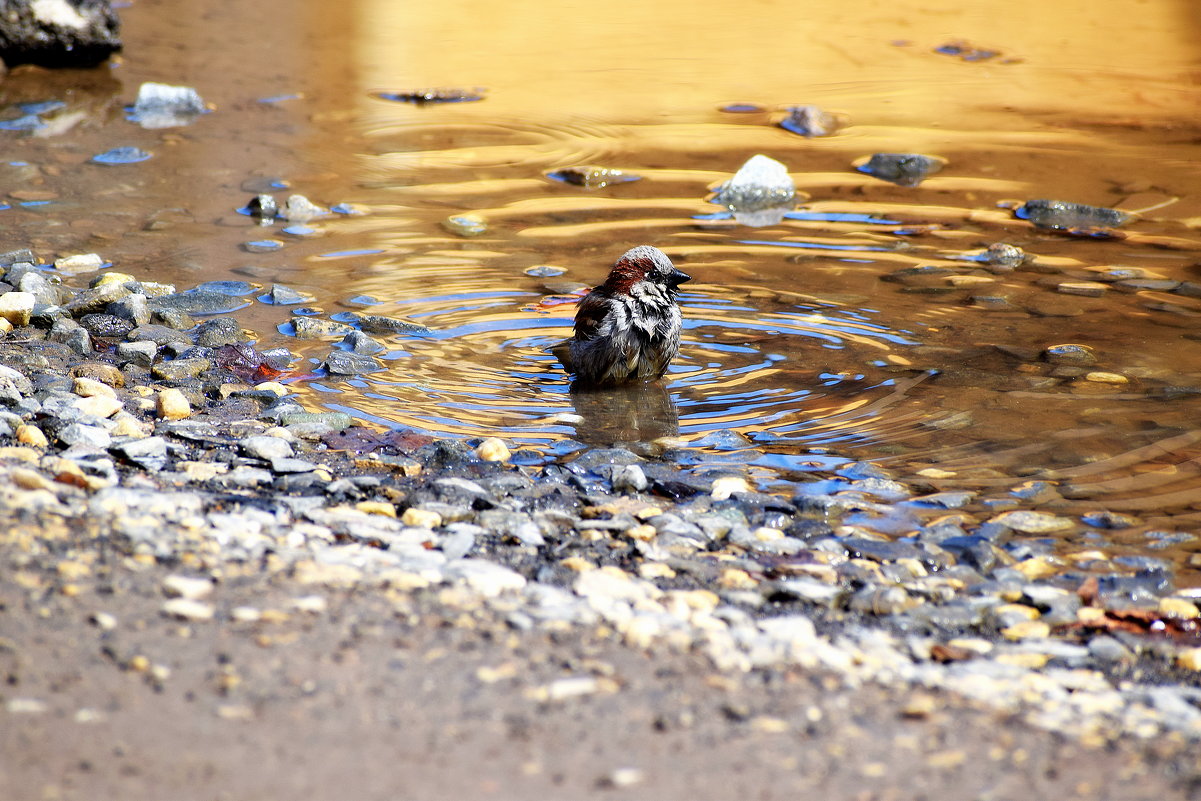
top-left (47, 319), bottom-right (91, 354)
top-left (150, 290), bottom-right (249, 317)
top-left (151, 358), bottom-right (211, 382)
top-left (351, 313), bottom-right (433, 336)
top-left (116, 340), bottom-right (156, 367)
top-left (79, 313), bottom-right (134, 339)
top-left (268, 283), bottom-right (311, 305)
top-left (194, 317), bottom-right (246, 347)
top-left (856, 153), bottom-right (944, 187)
top-left (107, 293), bottom-right (151, 326)
top-left (1016, 199), bottom-right (1131, 230)
top-left (64, 283), bottom-right (131, 315)
top-left (0, 0), bottom-right (122, 69)
top-left (127, 324), bottom-right (191, 345)
top-left (323, 350), bottom-right (381, 375)
top-left (0, 248), bottom-right (37, 267)
top-left (341, 330), bottom-right (385, 355)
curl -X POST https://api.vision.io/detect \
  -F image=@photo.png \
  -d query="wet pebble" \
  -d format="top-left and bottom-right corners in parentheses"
top-left (1016, 199), bottom-right (1131, 230)
top-left (323, 350), bottom-right (382, 375)
top-left (442, 214), bottom-right (488, 237)
top-left (195, 318), bottom-right (246, 347)
top-left (855, 153), bottom-right (944, 187)
top-left (247, 194), bottom-right (278, 223)
top-left (267, 283), bottom-right (312, 305)
top-left (129, 82), bottom-right (206, 128)
top-left (545, 166), bottom-right (640, 189)
top-left (292, 317), bottom-right (356, 339)
top-left (93, 147), bottom-right (153, 165)
top-left (778, 104), bottom-right (843, 137)
top-left (1042, 344), bottom-right (1096, 366)
top-left (714, 154), bottom-right (797, 227)
top-left (150, 290), bottom-right (248, 316)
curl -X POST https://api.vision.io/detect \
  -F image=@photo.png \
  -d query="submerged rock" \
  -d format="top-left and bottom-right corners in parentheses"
top-left (714, 154), bottom-right (796, 227)
top-left (1016, 199), bottom-right (1132, 231)
top-left (128, 82), bottom-right (207, 129)
top-left (247, 194), bottom-right (278, 224)
top-left (855, 153), bottom-right (945, 187)
top-left (0, 0), bottom-right (122, 68)
top-left (778, 105), bottom-right (843, 138)
top-left (282, 195), bottom-right (325, 223)
top-left (545, 166), bottom-right (640, 190)
top-left (442, 214), bottom-right (487, 237)
top-left (373, 88), bottom-right (485, 104)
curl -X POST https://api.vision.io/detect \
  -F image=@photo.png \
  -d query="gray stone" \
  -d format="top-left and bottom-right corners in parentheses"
top-left (57, 422), bottom-right (111, 449)
top-left (151, 359), bottom-right (211, 382)
top-left (112, 437), bottom-right (169, 471)
top-left (240, 435), bottom-right (293, 461)
top-left (195, 317), bottom-right (246, 347)
top-left (341, 330), bottom-right (385, 354)
top-left (323, 350), bottom-right (382, 375)
top-left (107, 293), bottom-right (152, 326)
top-left (117, 340), bottom-right (158, 367)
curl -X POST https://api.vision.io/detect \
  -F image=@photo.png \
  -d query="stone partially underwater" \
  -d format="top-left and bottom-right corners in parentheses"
top-left (713, 154), bottom-right (797, 227)
top-left (0, 0), bottom-right (122, 68)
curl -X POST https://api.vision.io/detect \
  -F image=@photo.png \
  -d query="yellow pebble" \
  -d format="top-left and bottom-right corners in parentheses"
top-left (1177, 647), bottom-right (1201, 671)
top-left (559, 556), bottom-right (595, 573)
top-left (637, 562), bottom-right (676, 580)
top-left (625, 524), bottom-right (657, 542)
top-left (476, 437), bottom-right (511, 462)
top-left (401, 507), bottom-right (441, 529)
top-left (73, 376), bottom-right (117, 398)
top-left (356, 501), bottom-right (396, 517)
top-left (16, 424), bottom-right (48, 448)
top-left (157, 388), bottom-right (192, 419)
top-left (1159, 597), bottom-right (1200, 619)
top-left (1084, 371), bottom-right (1128, 384)
top-left (995, 603), bottom-right (1041, 621)
top-left (1013, 556), bottom-right (1060, 580)
top-left (253, 381), bottom-right (289, 397)
top-left (93, 272), bottom-right (136, 288)
top-left (1001, 620), bottom-right (1051, 640)
top-left (717, 568), bottom-right (758, 590)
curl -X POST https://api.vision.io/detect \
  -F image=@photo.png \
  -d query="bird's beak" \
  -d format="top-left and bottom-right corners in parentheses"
top-left (667, 268), bottom-right (691, 288)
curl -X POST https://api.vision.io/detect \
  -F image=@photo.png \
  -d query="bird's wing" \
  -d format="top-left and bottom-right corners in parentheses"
top-left (572, 288), bottom-right (611, 340)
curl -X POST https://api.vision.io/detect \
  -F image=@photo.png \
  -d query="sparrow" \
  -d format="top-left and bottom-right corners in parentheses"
top-left (554, 245), bottom-right (691, 386)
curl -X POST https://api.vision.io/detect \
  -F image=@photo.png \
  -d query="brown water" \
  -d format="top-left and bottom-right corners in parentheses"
top-left (3, 0), bottom-right (1201, 577)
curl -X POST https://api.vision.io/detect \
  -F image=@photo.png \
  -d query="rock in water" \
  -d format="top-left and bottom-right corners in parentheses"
top-left (856, 153), bottom-right (945, 187)
top-left (129, 82), bottom-right (207, 128)
top-left (779, 105), bottom-right (843, 137)
top-left (715, 154), bottom-right (796, 227)
top-left (0, 0), bottom-right (122, 68)
top-left (1015, 199), bottom-right (1132, 231)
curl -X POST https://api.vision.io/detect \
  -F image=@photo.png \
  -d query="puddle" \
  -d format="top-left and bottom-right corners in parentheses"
top-left (2, 0), bottom-right (1201, 578)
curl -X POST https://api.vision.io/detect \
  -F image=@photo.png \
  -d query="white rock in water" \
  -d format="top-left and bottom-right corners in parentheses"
top-left (716, 154), bottom-right (796, 227)
top-left (131, 82), bottom-right (207, 129)
top-left (283, 194), bottom-right (326, 223)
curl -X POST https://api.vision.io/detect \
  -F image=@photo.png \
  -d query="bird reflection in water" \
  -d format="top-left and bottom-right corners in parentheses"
top-left (567, 380), bottom-right (678, 446)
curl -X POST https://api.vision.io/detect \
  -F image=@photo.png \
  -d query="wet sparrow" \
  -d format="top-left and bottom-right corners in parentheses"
top-left (555, 245), bottom-right (691, 386)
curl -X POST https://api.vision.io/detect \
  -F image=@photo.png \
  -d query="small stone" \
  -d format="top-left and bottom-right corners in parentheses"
top-left (354, 501), bottom-right (396, 517)
top-left (715, 154), bottom-right (796, 227)
top-left (130, 82), bottom-right (207, 129)
top-left (612, 464), bottom-right (648, 493)
top-left (856, 153), bottom-right (944, 187)
top-left (157, 388), bottom-right (192, 420)
top-left (991, 510), bottom-right (1074, 533)
top-left (711, 476), bottom-right (751, 500)
top-left (283, 194), bottom-right (325, 223)
top-left (323, 350), bottom-right (382, 375)
top-left (1084, 371), bottom-right (1127, 384)
top-left (779, 104), bottom-right (842, 137)
top-left (162, 574), bottom-right (214, 601)
top-left (1177, 648), bottom-right (1201, 671)
top-left (1057, 281), bottom-right (1108, 297)
top-left (73, 376), bottom-right (116, 398)
top-left (240, 435), bottom-right (293, 461)
top-left (73, 394), bottom-right (122, 418)
top-left (1001, 620), bottom-right (1051, 640)
top-left (0, 291), bottom-right (34, 325)
top-left (54, 253), bottom-right (105, 276)
top-left (1017, 199), bottom-right (1131, 230)
top-left (442, 214), bottom-right (487, 237)
top-left (1159, 597), bottom-right (1200, 619)
top-left (1042, 344), bottom-right (1097, 366)
top-left (16, 424), bottom-right (48, 448)
top-left (117, 340), bottom-right (158, 367)
top-left (476, 437), bottom-right (511, 462)
top-left (402, 508), bottom-right (442, 529)
top-left (112, 437), bottom-right (168, 469)
top-left (152, 359), bottom-right (212, 382)
top-left (161, 599), bottom-right (214, 622)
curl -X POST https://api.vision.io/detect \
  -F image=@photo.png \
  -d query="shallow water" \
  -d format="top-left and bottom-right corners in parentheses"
top-left (4, 0), bottom-right (1201, 578)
